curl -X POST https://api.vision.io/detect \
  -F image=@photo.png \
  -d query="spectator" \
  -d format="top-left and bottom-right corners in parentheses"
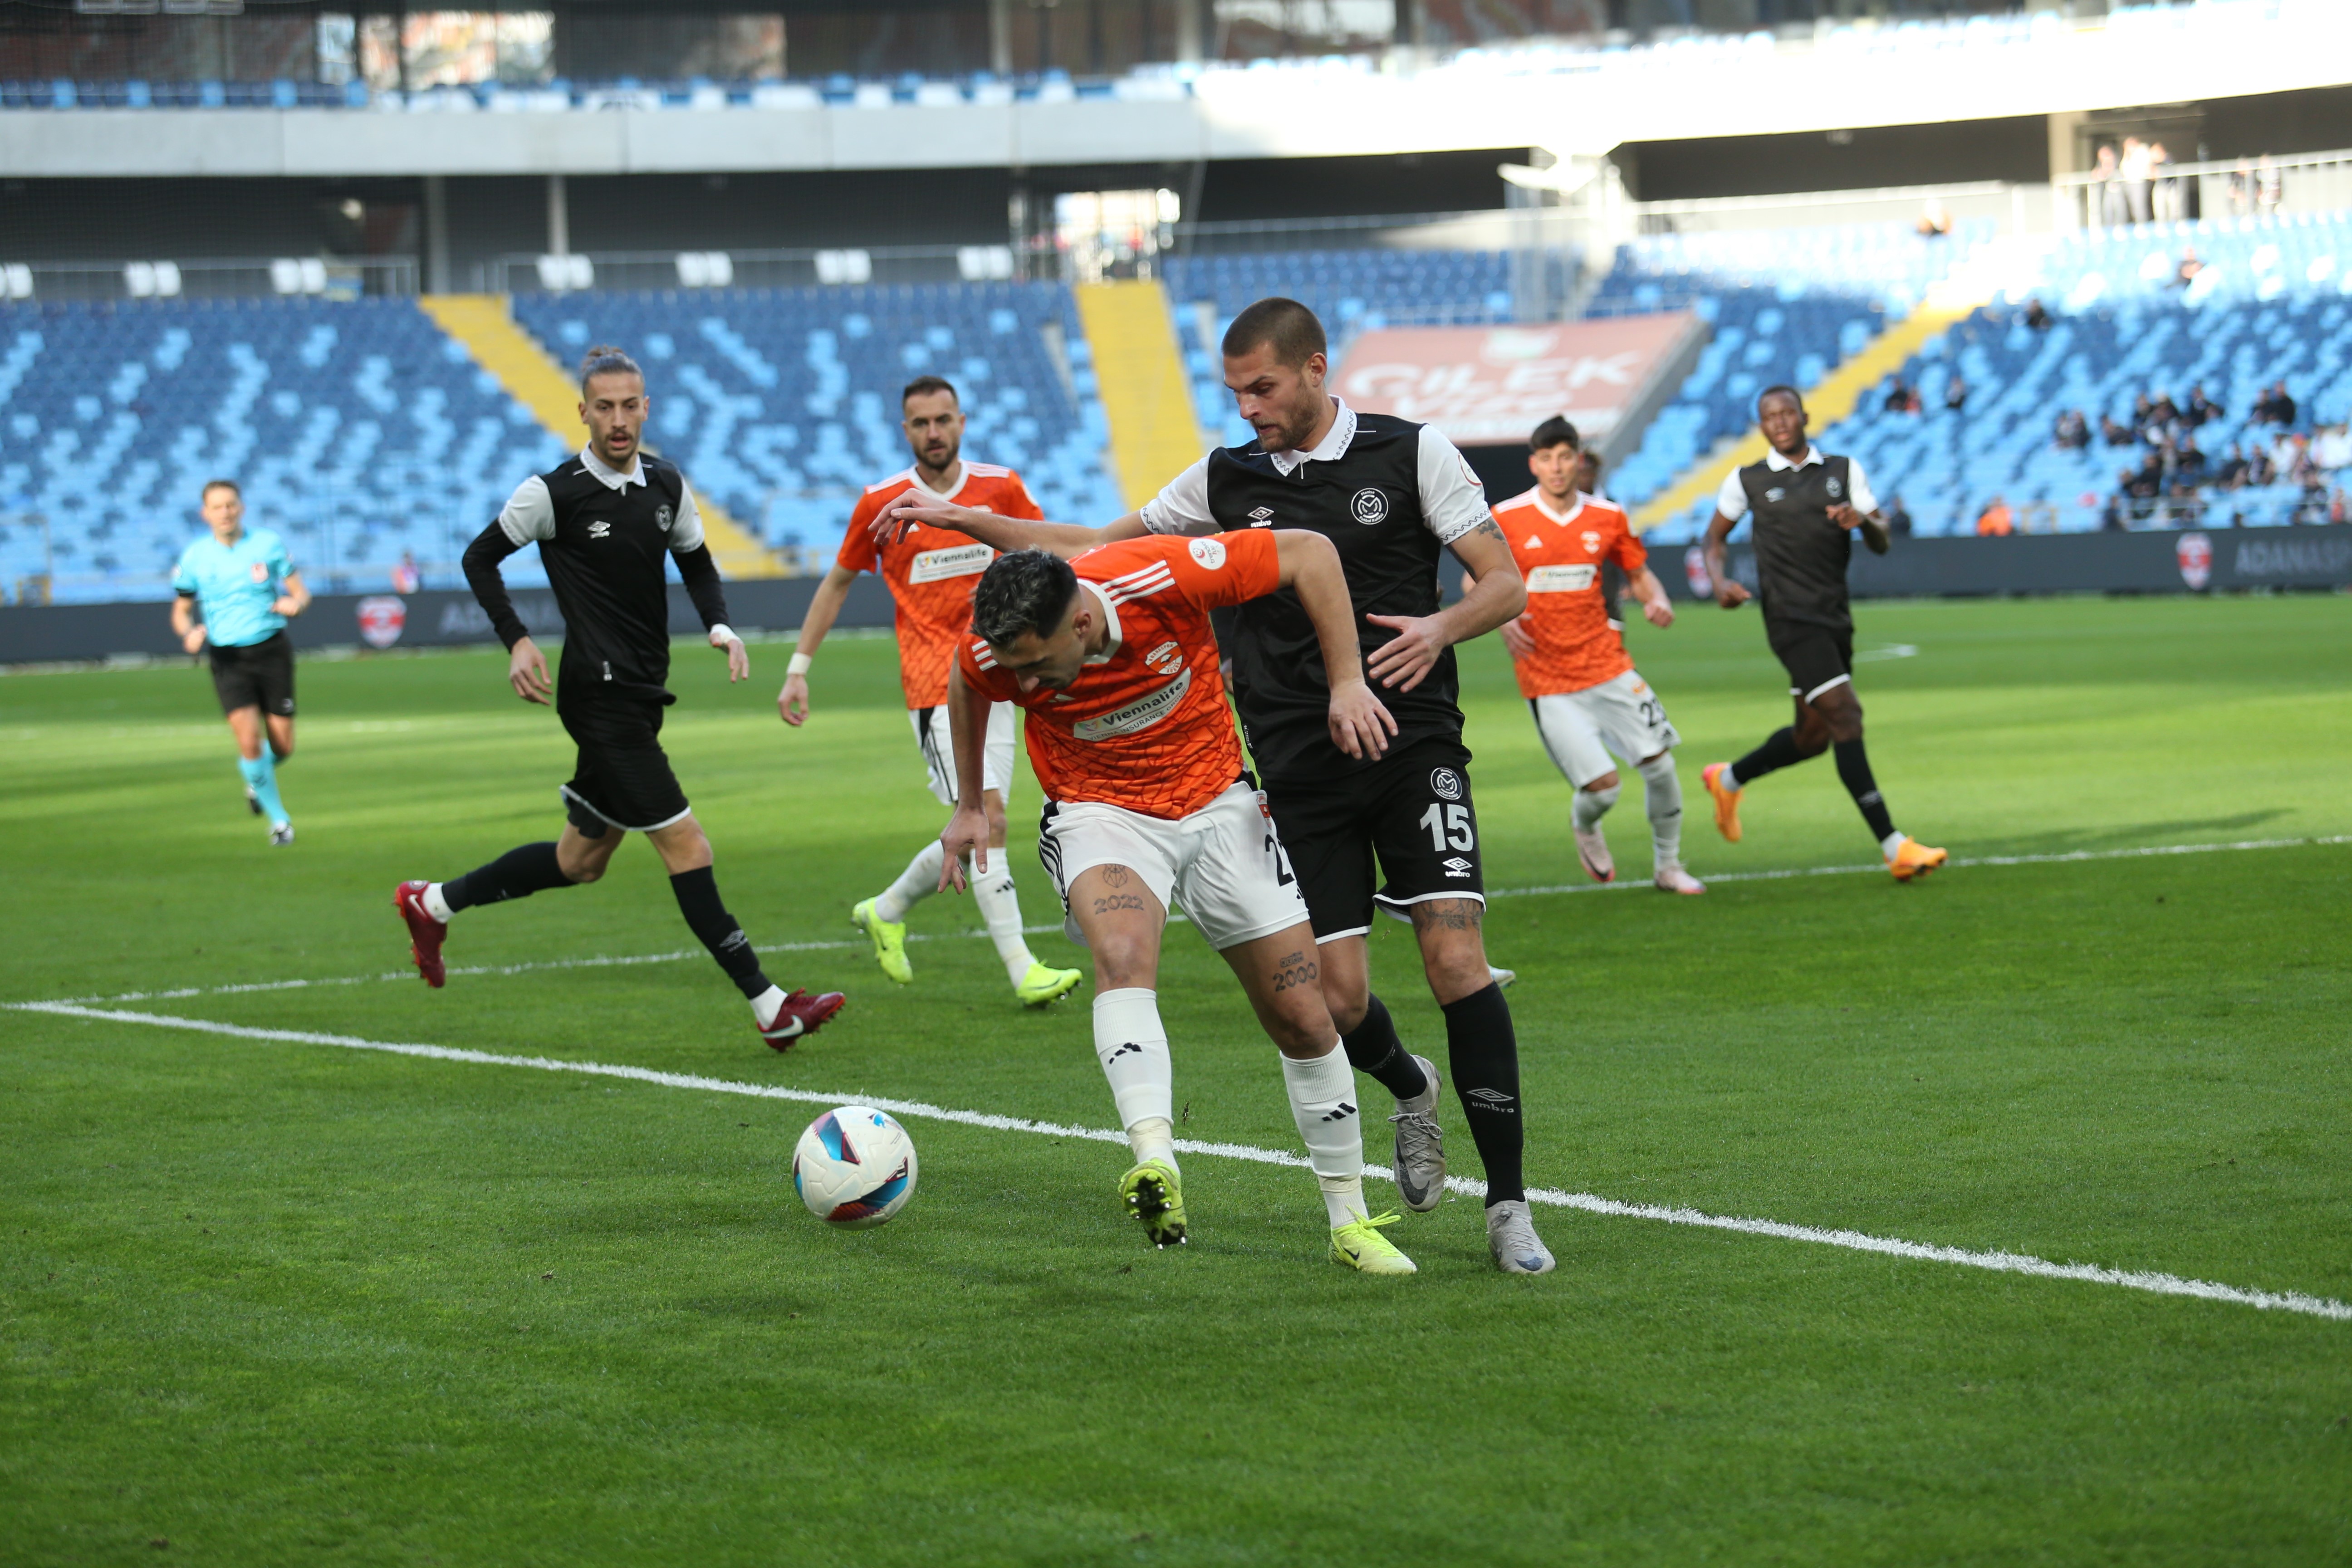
top-left (2287, 434), bottom-right (2319, 490)
top-left (2333, 488), bottom-right (2350, 526)
top-left (2053, 409), bottom-right (2090, 450)
top-left (2253, 381), bottom-right (2297, 426)
top-left (1916, 201), bottom-right (1953, 238)
top-left (2246, 444), bottom-right (2277, 488)
top-left (2093, 144), bottom-right (2127, 228)
top-left (391, 551), bottom-right (421, 594)
top-left (2186, 383), bottom-right (2220, 427)
top-left (2176, 436), bottom-right (2207, 482)
top-left (2215, 443), bottom-right (2250, 489)
top-left (2102, 488), bottom-right (2131, 531)
top-left (2151, 143), bottom-right (2185, 223)
top-left (2257, 154), bottom-right (2282, 216)
top-left (2024, 297), bottom-right (2052, 331)
top-left (2130, 392), bottom-right (2156, 436)
top-left (2121, 137), bottom-right (2154, 225)
top-left (2173, 246), bottom-right (2204, 289)
top-left (2165, 481), bottom-right (2205, 528)
top-left (1883, 378), bottom-right (1914, 414)
top-left (1944, 374), bottom-right (1969, 412)
top-left (2149, 390), bottom-right (2182, 430)
top-left (1975, 496), bottom-right (2014, 536)
top-left (2230, 510), bottom-right (2247, 529)
top-left (2228, 159), bottom-right (2254, 218)
top-left (1884, 495), bottom-right (1914, 537)
top-left (2102, 412), bottom-right (2137, 447)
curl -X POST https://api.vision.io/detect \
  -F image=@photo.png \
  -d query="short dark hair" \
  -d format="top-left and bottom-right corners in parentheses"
top-left (200, 477), bottom-right (240, 500)
top-left (1529, 416), bottom-right (1582, 453)
top-left (1757, 384), bottom-right (1805, 415)
top-left (1221, 297), bottom-right (1326, 368)
top-left (580, 344), bottom-right (642, 393)
top-left (902, 375), bottom-right (960, 409)
top-left (970, 549), bottom-right (1079, 647)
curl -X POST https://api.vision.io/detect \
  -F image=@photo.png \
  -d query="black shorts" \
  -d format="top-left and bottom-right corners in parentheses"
top-left (206, 632), bottom-right (295, 718)
top-left (1767, 621), bottom-right (1855, 704)
top-left (1261, 736), bottom-right (1485, 942)
top-left (559, 695), bottom-right (691, 834)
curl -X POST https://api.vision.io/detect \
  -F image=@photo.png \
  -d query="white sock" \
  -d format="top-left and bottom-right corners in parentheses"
top-left (1882, 831), bottom-right (1909, 858)
top-left (1093, 987), bottom-right (1174, 1143)
top-left (1719, 762), bottom-right (1741, 793)
top-left (969, 855), bottom-right (1037, 984)
top-left (874, 839), bottom-right (946, 925)
top-left (1280, 1046), bottom-right (1367, 1227)
top-left (749, 984), bottom-right (785, 1026)
top-left (422, 882), bottom-right (454, 923)
top-left (1637, 754), bottom-right (1683, 868)
top-left (1127, 1114), bottom-right (1177, 1172)
top-left (1573, 782), bottom-right (1620, 832)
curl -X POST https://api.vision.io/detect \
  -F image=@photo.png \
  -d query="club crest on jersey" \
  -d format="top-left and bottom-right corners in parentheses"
top-left (248, 561), bottom-right (270, 583)
top-left (588, 520), bottom-right (612, 539)
top-left (1188, 537), bottom-right (1227, 569)
top-left (1351, 487), bottom-right (1389, 525)
top-left (1430, 767), bottom-right (1463, 802)
top-left (1247, 506), bottom-right (1275, 527)
top-left (1143, 640), bottom-right (1184, 676)
top-left (1825, 476), bottom-right (1844, 500)
top-left (655, 503), bottom-right (674, 531)
top-left (1581, 530), bottom-right (1602, 553)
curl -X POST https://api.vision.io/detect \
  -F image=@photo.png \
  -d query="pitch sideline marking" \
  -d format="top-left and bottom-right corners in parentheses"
top-left (13, 1000), bottom-right (2349, 1326)
top-left (29, 833), bottom-right (2350, 1009)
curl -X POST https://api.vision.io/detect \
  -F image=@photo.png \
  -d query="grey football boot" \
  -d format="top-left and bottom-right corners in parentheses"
top-left (1485, 1199), bottom-right (1556, 1275)
top-left (1388, 1054), bottom-right (1446, 1213)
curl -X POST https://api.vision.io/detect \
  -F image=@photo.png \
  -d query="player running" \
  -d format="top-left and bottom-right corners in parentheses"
top-left (393, 345), bottom-right (844, 1049)
top-left (884, 298), bottom-right (1556, 1275)
top-left (943, 534), bottom-right (1412, 1271)
top-left (170, 478), bottom-right (310, 846)
top-left (1698, 385), bottom-right (1947, 881)
top-left (778, 375), bottom-right (1078, 1009)
top-left (1490, 417), bottom-right (1704, 894)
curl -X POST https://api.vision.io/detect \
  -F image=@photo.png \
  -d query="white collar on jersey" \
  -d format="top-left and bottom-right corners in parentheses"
top-left (901, 463), bottom-right (971, 503)
top-left (1078, 581), bottom-right (1122, 665)
top-left (1511, 485), bottom-right (1588, 526)
top-left (1266, 397), bottom-right (1358, 477)
top-left (579, 445), bottom-right (647, 491)
top-left (1763, 445), bottom-right (1827, 473)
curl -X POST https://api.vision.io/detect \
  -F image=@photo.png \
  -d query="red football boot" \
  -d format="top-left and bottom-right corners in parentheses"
top-left (393, 880), bottom-right (448, 988)
top-left (757, 988), bottom-right (845, 1050)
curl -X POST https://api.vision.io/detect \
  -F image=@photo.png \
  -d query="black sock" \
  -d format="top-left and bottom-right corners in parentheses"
top-left (1732, 726), bottom-right (1809, 786)
top-left (670, 866), bottom-right (771, 1001)
top-left (1340, 994), bottom-right (1430, 1102)
top-left (443, 842), bottom-right (572, 912)
top-left (1833, 738), bottom-right (1898, 842)
top-left (1441, 982), bottom-right (1524, 1206)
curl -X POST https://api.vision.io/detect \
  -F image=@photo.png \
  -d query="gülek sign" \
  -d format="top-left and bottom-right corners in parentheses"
top-left (1336, 314), bottom-right (1702, 449)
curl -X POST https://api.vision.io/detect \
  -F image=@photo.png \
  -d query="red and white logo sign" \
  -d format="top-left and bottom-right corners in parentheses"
top-left (1337, 313), bottom-right (1700, 448)
top-left (2176, 532), bottom-right (2213, 590)
top-left (357, 595), bottom-right (407, 649)
top-left (1683, 546), bottom-right (1713, 598)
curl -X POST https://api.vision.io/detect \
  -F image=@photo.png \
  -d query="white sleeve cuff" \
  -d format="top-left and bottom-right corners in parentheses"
top-left (710, 623), bottom-right (741, 645)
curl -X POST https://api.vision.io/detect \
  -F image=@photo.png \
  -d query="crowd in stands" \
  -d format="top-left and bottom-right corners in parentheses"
top-left (2075, 377), bottom-right (2351, 528)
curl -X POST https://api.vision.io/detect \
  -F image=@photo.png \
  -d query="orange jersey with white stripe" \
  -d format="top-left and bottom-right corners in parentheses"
top-left (958, 531), bottom-right (1282, 820)
top-left (1493, 488), bottom-right (1646, 697)
top-left (838, 463), bottom-right (1044, 709)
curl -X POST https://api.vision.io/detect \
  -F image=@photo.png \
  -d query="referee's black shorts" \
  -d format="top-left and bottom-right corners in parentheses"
top-left (206, 632), bottom-right (295, 719)
top-left (1767, 620), bottom-right (1855, 706)
top-left (1261, 735), bottom-right (1485, 942)
top-left (559, 694), bottom-right (691, 835)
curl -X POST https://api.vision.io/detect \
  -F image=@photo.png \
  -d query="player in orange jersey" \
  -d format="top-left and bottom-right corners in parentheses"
top-left (939, 535), bottom-right (1416, 1273)
top-left (1491, 418), bottom-right (1704, 894)
top-left (778, 375), bottom-right (1081, 1008)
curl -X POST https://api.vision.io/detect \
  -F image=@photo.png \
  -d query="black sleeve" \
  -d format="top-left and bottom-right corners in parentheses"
top-left (462, 521), bottom-right (530, 650)
top-left (671, 543), bottom-right (732, 632)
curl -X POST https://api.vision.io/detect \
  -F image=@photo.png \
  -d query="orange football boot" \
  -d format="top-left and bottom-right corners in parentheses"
top-left (1700, 762), bottom-right (1743, 843)
top-left (1886, 837), bottom-right (1949, 882)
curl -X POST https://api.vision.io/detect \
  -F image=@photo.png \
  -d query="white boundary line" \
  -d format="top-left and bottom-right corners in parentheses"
top-left (26, 833), bottom-right (2349, 1009)
top-left (12, 999), bottom-right (2349, 1325)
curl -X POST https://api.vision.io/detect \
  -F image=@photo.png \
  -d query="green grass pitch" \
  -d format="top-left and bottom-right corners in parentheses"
top-left (2, 593), bottom-right (2348, 1564)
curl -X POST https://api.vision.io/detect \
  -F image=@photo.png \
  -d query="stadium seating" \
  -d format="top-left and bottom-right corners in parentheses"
top-left (0, 297), bottom-right (566, 603)
top-left (510, 282), bottom-right (1122, 554)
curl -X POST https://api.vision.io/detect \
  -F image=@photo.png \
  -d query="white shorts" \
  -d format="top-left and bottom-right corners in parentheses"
top-left (912, 701), bottom-right (1016, 806)
top-left (1530, 670), bottom-right (1682, 789)
top-left (1037, 780), bottom-right (1311, 952)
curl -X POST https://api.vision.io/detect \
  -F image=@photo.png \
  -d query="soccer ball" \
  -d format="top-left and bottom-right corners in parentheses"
top-left (792, 1106), bottom-right (918, 1229)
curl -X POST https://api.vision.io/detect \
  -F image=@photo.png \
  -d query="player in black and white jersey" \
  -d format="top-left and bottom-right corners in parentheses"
top-left (1697, 385), bottom-right (1947, 882)
top-left (392, 345), bottom-right (846, 1049)
top-left (877, 299), bottom-right (1557, 1274)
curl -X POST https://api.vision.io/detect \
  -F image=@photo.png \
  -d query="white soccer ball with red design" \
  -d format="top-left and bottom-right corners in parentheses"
top-left (792, 1106), bottom-right (918, 1229)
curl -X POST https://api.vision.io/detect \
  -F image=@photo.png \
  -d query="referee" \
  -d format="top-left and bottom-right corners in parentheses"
top-left (880, 298), bottom-right (1558, 1274)
top-left (1697, 385), bottom-right (1947, 881)
top-left (392, 345), bottom-right (846, 1049)
top-left (169, 477), bottom-right (309, 846)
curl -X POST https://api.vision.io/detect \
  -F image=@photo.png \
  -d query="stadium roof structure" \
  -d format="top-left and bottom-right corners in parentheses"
top-left (5, 5), bottom-right (2351, 178)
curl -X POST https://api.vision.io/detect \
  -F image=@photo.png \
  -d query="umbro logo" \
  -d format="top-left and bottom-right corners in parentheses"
top-left (1441, 857), bottom-right (1472, 876)
top-left (1464, 1087), bottom-right (1517, 1112)
top-left (1319, 1102), bottom-right (1358, 1123)
top-left (588, 520), bottom-right (612, 539)
top-left (1764, 488), bottom-right (1786, 504)
top-left (1247, 506), bottom-right (1275, 526)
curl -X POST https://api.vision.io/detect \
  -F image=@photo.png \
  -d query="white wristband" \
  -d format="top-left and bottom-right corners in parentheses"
top-left (710, 623), bottom-right (741, 646)
top-left (787, 652), bottom-right (813, 676)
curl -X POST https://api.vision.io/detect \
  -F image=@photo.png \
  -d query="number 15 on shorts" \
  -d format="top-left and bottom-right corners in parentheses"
top-left (1420, 803), bottom-right (1475, 851)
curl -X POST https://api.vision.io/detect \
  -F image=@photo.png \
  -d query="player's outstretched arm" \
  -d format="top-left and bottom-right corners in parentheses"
top-left (936, 662), bottom-right (994, 889)
top-left (1273, 529), bottom-right (1396, 760)
top-left (1630, 566), bottom-right (1676, 627)
top-left (873, 494), bottom-right (1145, 558)
top-left (1366, 519), bottom-right (1526, 694)
top-left (1701, 511), bottom-right (1751, 608)
top-left (778, 563), bottom-right (858, 725)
